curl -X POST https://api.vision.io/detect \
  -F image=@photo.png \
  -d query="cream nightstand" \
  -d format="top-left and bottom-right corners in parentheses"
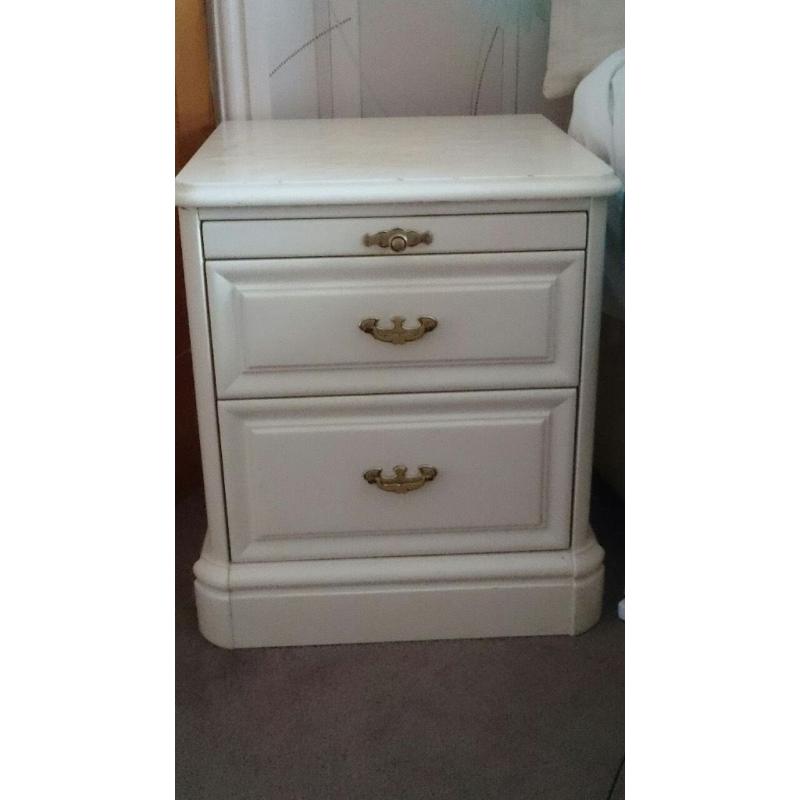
top-left (176, 114), bottom-right (620, 648)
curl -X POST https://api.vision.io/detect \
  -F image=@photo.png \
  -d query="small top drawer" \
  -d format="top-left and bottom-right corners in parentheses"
top-left (202, 212), bottom-right (586, 259)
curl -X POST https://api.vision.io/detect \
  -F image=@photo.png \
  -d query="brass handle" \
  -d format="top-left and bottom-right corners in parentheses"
top-left (363, 227), bottom-right (433, 252)
top-left (364, 465), bottom-right (438, 494)
top-left (359, 316), bottom-right (437, 345)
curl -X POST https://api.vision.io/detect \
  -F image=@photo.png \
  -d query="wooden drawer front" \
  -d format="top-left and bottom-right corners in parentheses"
top-left (202, 212), bottom-right (586, 259)
top-left (208, 251), bottom-right (584, 398)
top-left (219, 390), bottom-right (576, 562)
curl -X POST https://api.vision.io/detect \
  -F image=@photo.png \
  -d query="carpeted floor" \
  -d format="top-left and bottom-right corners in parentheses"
top-left (176, 479), bottom-right (624, 799)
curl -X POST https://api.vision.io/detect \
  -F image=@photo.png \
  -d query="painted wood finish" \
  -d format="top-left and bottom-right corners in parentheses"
top-left (219, 390), bottom-right (576, 561)
top-left (177, 114), bottom-right (617, 647)
top-left (201, 212), bottom-right (587, 258)
top-left (207, 251), bottom-right (585, 398)
top-left (207, 0), bottom-right (572, 128)
top-left (175, 115), bottom-right (620, 207)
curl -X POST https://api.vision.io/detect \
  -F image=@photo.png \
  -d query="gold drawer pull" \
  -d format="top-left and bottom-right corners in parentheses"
top-left (359, 316), bottom-right (437, 345)
top-left (363, 227), bottom-right (433, 252)
top-left (364, 465), bottom-right (438, 494)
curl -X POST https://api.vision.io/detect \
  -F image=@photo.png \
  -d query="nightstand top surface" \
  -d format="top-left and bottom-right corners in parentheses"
top-left (176, 114), bottom-right (620, 207)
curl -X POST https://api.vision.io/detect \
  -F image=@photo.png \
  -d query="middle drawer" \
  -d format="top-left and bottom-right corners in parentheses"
top-left (207, 251), bottom-right (585, 399)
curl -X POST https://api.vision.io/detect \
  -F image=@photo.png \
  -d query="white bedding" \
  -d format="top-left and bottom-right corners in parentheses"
top-left (568, 49), bottom-right (625, 319)
top-left (568, 49), bottom-right (625, 182)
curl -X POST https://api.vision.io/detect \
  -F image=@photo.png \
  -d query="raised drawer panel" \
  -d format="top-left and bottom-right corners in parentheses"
top-left (202, 212), bottom-right (586, 259)
top-left (208, 251), bottom-right (584, 398)
top-left (219, 389), bottom-right (576, 562)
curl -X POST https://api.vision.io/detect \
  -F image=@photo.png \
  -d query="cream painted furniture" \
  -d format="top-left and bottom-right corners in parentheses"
top-left (176, 115), bottom-right (620, 648)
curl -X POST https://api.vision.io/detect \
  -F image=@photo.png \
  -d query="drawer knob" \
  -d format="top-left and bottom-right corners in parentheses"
top-left (363, 227), bottom-right (433, 252)
top-left (359, 316), bottom-right (437, 345)
top-left (364, 465), bottom-right (438, 494)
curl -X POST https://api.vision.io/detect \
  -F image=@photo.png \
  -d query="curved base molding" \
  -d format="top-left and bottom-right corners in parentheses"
top-left (193, 533), bottom-right (604, 649)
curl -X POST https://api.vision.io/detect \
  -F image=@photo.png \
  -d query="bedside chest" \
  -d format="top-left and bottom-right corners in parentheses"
top-left (176, 114), bottom-right (620, 648)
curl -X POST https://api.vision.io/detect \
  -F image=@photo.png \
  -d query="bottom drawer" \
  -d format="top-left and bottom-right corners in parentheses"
top-left (219, 389), bottom-right (576, 562)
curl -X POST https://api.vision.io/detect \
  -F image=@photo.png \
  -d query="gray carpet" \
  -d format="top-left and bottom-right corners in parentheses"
top-left (176, 481), bottom-right (624, 799)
